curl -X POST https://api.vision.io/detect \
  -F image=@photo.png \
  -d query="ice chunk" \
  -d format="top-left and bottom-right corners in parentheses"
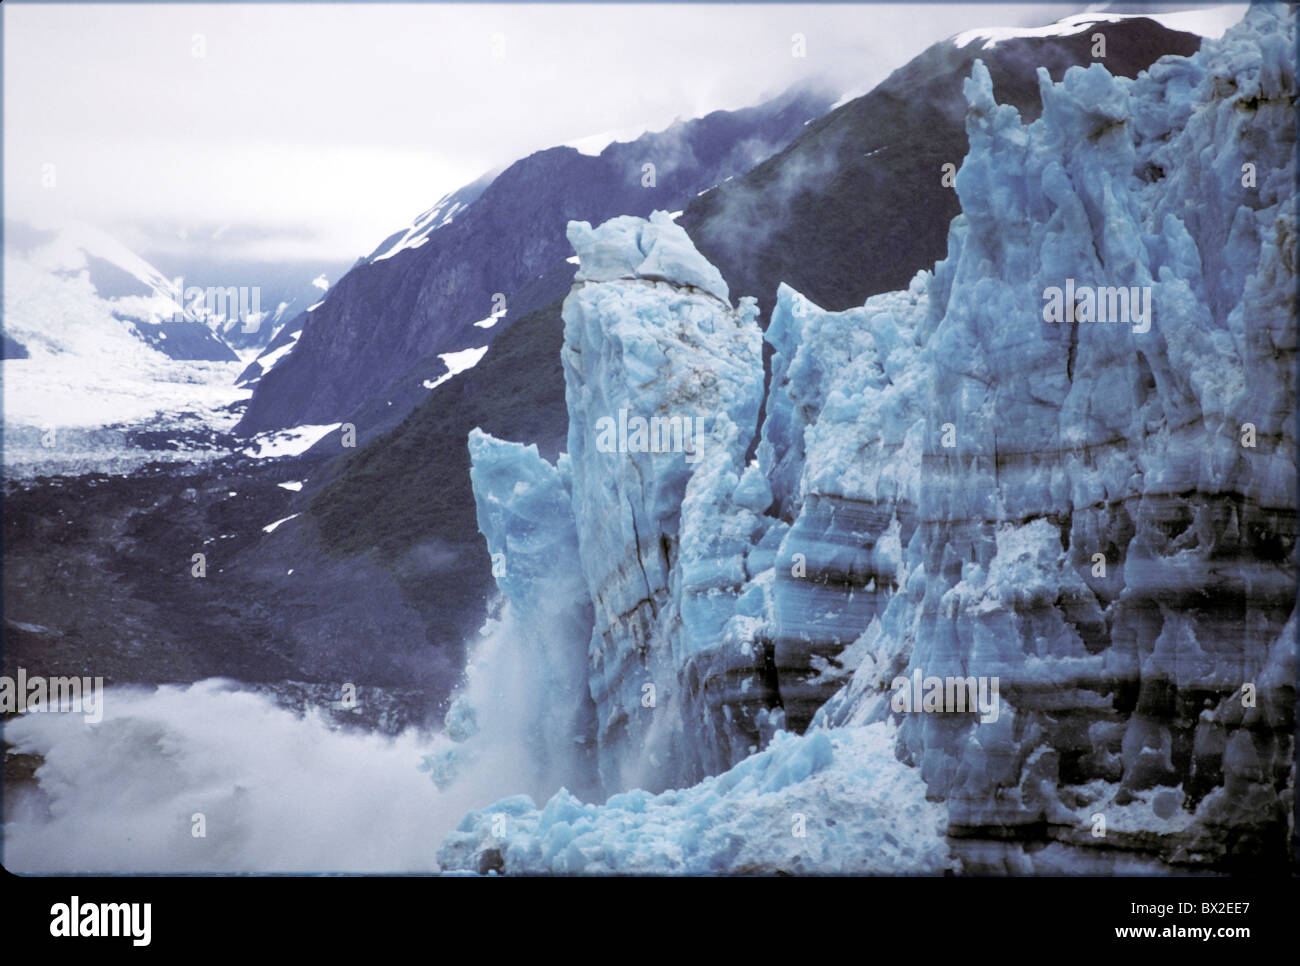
top-left (438, 724), bottom-right (952, 875)
top-left (567, 210), bottom-right (730, 303)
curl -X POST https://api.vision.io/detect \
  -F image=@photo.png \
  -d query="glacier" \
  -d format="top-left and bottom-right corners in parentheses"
top-left (438, 4), bottom-right (1295, 874)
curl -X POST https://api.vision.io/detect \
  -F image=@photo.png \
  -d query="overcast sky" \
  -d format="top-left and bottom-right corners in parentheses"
top-left (4, 2), bottom-right (1240, 266)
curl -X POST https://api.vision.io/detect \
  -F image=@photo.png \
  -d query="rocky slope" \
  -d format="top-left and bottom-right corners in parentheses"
top-left (235, 83), bottom-right (836, 436)
top-left (680, 15), bottom-right (1203, 324)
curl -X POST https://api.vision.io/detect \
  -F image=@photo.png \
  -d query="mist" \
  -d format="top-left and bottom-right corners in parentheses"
top-left (3, 589), bottom-right (596, 873)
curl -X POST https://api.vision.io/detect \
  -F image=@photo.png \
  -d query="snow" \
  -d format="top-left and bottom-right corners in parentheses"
top-left (261, 513), bottom-right (301, 534)
top-left (372, 234), bottom-right (430, 262)
top-left (277, 480), bottom-right (304, 492)
top-left (368, 193), bottom-right (468, 262)
top-left (830, 86), bottom-right (868, 111)
top-left (5, 219), bottom-right (252, 364)
top-left (422, 346), bottom-right (489, 391)
top-left (243, 423), bottom-right (343, 459)
top-left (22, 219), bottom-right (177, 303)
top-left (253, 332), bottom-right (300, 376)
top-left (4, 254), bottom-right (168, 364)
top-left (472, 312), bottom-right (507, 329)
top-left (953, 5), bottom-right (1247, 50)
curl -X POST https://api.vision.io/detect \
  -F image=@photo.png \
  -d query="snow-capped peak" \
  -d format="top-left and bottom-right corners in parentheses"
top-left (953, 5), bottom-right (1246, 50)
top-left (21, 219), bottom-right (176, 299)
top-left (4, 218), bottom-right (237, 364)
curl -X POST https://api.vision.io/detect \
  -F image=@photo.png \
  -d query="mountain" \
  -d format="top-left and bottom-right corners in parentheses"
top-left (679, 14), bottom-right (1203, 325)
top-left (361, 169), bottom-right (499, 266)
top-left (232, 173), bottom-right (500, 387)
top-left (156, 254), bottom-right (353, 353)
top-left (235, 82), bottom-right (838, 435)
top-left (108, 219), bottom-right (357, 352)
top-left (234, 310), bottom-right (307, 389)
top-left (290, 13), bottom-right (1213, 706)
top-left (3, 219), bottom-right (239, 362)
top-left (438, 3), bottom-right (1295, 873)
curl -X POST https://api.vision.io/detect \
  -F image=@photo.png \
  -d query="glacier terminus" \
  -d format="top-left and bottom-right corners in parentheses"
top-left (439, 6), bottom-right (1295, 875)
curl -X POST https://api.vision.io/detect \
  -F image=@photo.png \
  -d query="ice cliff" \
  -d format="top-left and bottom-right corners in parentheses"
top-left (439, 5), bottom-right (1295, 874)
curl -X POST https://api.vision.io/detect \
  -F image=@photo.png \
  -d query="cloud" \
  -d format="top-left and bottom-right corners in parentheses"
top-left (5, 3), bottom-right (1140, 261)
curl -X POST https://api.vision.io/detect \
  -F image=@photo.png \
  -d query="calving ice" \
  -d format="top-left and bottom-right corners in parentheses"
top-left (50, 897), bottom-right (151, 946)
top-left (1042, 278), bottom-right (1152, 333)
top-left (594, 408), bottom-right (707, 463)
top-left (890, 669), bottom-right (1000, 723)
top-left (0, 668), bottom-right (103, 723)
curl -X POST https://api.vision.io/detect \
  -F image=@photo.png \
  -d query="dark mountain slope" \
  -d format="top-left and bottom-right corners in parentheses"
top-left (305, 297), bottom-right (568, 661)
top-left (680, 18), bottom-right (1201, 320)
top-left (236, 84), bottom-right (836, 435)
